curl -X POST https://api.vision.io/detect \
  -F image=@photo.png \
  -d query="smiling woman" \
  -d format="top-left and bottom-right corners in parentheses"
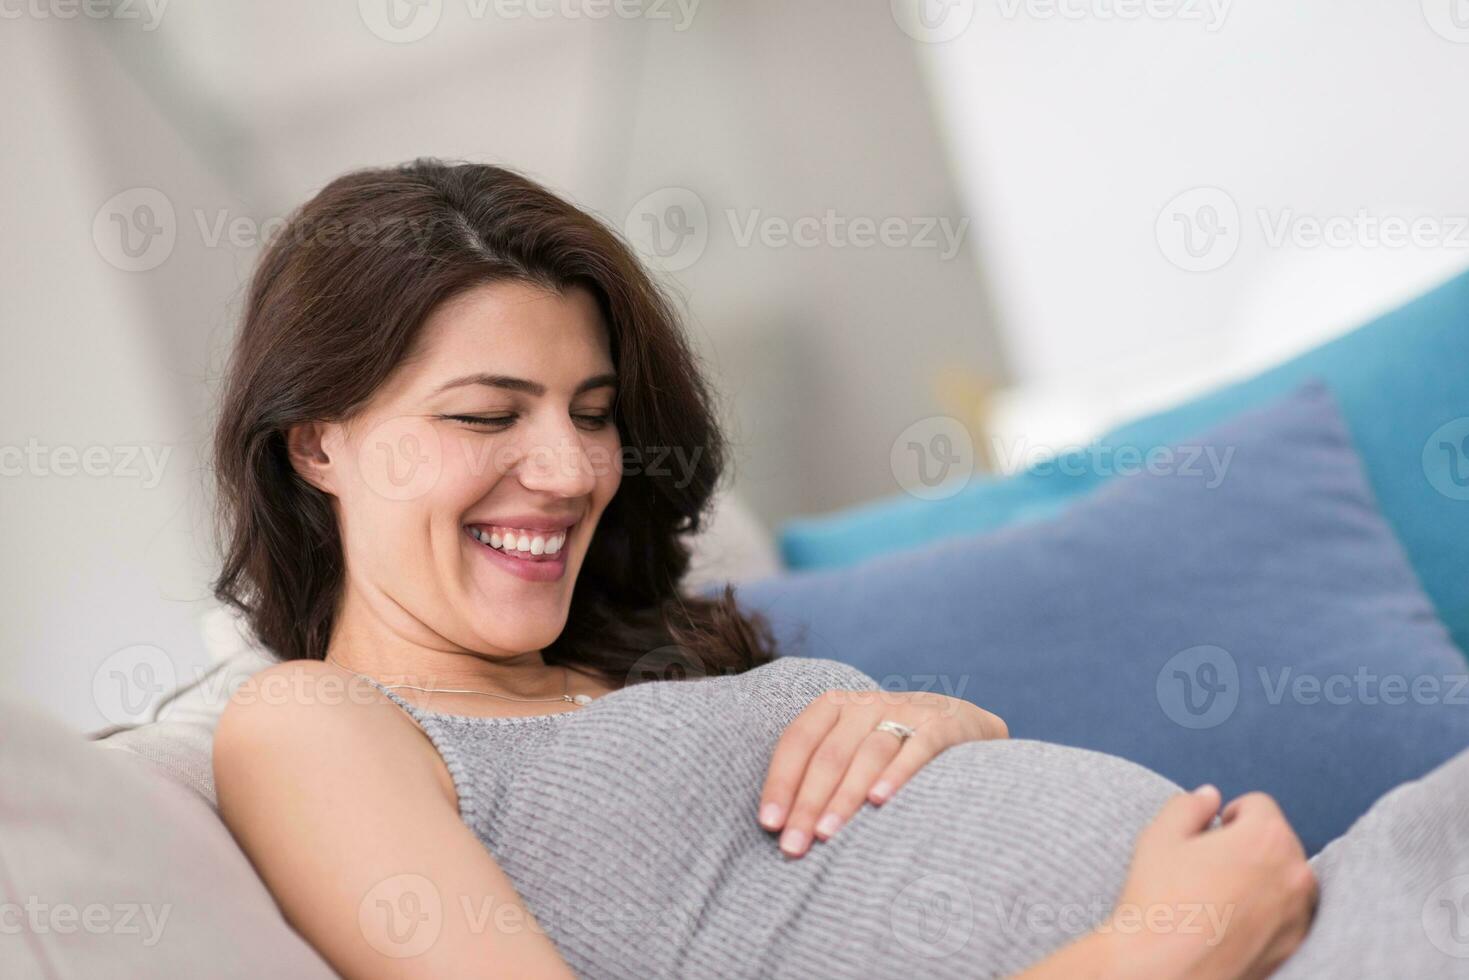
top-left (205, 159), bottom-right (1457, 980)
top-left (210, 158), bottom-right (776, 683)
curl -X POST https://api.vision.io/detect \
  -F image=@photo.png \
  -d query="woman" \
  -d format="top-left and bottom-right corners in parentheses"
top-left (211, 159), bottom-right (1466, 979)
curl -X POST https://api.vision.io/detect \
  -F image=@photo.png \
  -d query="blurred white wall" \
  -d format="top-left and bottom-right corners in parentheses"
top-left (2, 1), bottom-right (998, 728)
top-left (915, 0), bottom-right (1469, 455)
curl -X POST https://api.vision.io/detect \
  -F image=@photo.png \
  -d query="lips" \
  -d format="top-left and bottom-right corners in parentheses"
top-left (464, 524), bottom-right (570, 583)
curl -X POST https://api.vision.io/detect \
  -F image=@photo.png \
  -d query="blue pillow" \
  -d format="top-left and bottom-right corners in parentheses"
top-left (778, 266), bottom-right (1469, 655)
top-left (735, 383), bottom-right (1469, 855)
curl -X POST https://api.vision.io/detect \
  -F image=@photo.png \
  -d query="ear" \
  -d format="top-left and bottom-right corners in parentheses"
top-left (285, 421), bottom-right (341, 496)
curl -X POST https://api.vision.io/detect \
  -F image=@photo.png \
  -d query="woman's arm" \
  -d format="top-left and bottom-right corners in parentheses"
top-left (1014, 785), bottom-right (1317, 980)
top-left (213, 660), bottom-right (576, 980)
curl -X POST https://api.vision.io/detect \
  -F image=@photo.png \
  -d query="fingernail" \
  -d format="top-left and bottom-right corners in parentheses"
top-left (870, 781), bottom-right (893, 804)
top-left (815, 813), bottom-right (843, 839)
top-left (779, 827), bottom-right (809, 857)
top-left (759, 802), bottom-right (784, 829)
top-left (1193, 784), bottom-right (1218, 799)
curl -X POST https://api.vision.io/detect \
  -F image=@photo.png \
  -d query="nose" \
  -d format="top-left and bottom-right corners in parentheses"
top-left (513, 418), bottom-right (602, 499)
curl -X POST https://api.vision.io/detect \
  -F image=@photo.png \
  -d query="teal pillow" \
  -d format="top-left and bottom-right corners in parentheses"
top-left (778, 265), bottom-right (1469, 653)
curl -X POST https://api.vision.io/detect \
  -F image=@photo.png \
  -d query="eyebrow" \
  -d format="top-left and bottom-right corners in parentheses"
top-left (432, 371), bottom-right (618, 398)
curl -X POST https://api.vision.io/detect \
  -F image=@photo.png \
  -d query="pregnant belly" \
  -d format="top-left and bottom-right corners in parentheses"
top-left (743, 738), bottom-right (1186, 979)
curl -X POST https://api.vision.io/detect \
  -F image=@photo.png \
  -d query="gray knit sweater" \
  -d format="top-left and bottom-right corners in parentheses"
top-left (368, 655), bottom-right (1469, 978)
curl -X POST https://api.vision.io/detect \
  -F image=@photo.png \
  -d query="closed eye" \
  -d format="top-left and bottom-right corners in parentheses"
top-left (441, 413), bottom-right (613, 431)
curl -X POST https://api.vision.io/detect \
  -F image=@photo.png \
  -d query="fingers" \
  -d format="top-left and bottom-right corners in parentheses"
top-left (777, 712), bottom-right (873, 857)
top-left (758, 693), bottom-right (841, 836)
top-left (1221, 790), bottom-right (1286, 829)
top-left (1143, 784), bottom-right (1222, 842)
top-left (867, 726), bottom-right (936, 805)
top-left (813, 730), bottom-right (906, 842)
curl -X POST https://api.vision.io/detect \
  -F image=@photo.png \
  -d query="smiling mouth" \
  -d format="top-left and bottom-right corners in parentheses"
top-left (464, 524), bottom-right (571, 562)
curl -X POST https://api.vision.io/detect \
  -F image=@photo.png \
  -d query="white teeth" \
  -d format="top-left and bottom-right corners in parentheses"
top-left (468, 526), bottom-right (569, 558)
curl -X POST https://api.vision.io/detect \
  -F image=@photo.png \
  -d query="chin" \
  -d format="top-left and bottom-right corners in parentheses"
top-left (469, 616), bottom-right (567, 656)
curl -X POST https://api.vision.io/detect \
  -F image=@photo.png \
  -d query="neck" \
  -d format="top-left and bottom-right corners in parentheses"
top-left (324, 578), bottom-right (565, 701)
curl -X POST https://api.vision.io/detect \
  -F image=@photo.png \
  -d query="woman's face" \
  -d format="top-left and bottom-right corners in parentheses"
top-left (304, 280), bottom-right (622, 657)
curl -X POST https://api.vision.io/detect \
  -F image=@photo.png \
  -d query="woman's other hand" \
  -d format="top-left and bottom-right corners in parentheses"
top-left (757, 688), bottom-right (1007, 858)
top-left (1105, 785), bottom-right (1318, 980)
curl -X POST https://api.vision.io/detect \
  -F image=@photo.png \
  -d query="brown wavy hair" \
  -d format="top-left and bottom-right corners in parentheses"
top-left (210, 158), bottom-right (776, 684)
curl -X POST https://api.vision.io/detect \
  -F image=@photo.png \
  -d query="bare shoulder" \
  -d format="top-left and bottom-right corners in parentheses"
top-left (213, 658), bottom-right (452, 816)
top-left (209, 659), bottom-right (574, 977)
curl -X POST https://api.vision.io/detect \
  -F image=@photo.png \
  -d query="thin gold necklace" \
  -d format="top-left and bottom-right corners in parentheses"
top-left (324, 656), bottom-right (593, 707)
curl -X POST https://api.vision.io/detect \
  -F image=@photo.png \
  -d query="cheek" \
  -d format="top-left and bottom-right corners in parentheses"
top-left (594, 433), bottom-right (624, 504)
